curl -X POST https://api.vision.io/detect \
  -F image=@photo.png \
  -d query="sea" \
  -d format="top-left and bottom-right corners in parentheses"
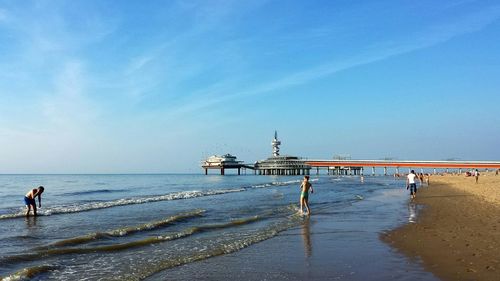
top-left (0, 174), bottom-right (438, 280)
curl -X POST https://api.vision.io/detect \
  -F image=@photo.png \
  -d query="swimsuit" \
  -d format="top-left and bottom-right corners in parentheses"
top-left (301, 191), bottom-right (309, 199)
top-left (24, 196), bottom-right (35, 206)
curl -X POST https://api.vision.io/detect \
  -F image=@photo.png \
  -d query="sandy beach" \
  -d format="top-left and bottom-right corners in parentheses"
top-left (383, 172), bottom-right (500, 281)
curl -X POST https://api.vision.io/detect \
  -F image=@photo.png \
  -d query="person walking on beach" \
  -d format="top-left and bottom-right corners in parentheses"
top-left (474, 169), bottom-right (480, 183)
top-left (299, 176), bottom-right (314, 215)
top-left (406, 170), bottom-right (418, 199)
top-left (24, 186), bottom-right (44, 217)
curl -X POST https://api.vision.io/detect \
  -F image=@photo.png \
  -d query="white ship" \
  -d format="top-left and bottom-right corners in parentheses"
top-left (203, 154), bottom-right (242, 167)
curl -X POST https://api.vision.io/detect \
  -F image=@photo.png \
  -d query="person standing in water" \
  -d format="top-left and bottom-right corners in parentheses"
top-left (24, 186), bottom-right (44, 217)
top-left (299, 176), bottom-right (314, 215)
top-left (406, 170), bottom-right (418, 199)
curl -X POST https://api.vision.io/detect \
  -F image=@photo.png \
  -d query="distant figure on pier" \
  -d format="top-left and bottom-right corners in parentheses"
top-left (474, 169), bottom-right (480, 183)
top-left (299, 176), bottom-right (314, 215)
top-left (406, 170), bottom-right (418, 199)
top-left (24, 186), bottom-right (44, 217)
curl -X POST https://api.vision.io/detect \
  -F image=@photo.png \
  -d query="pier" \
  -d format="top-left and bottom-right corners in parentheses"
top-left (305, 160), bottom-right (500, 175)
top-left (202, 132), bottom-right (500, 176)
top-left (202, 163), bottom-right (254, 175)
top-left (203, 159), bottom-right (500, 176)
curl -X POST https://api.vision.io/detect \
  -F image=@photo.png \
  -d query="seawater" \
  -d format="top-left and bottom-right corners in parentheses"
top-left (0, 174), bottom-right (424, 280)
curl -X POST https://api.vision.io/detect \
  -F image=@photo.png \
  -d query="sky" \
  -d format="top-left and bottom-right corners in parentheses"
top-left (0, 0), bottom-right (499, 173)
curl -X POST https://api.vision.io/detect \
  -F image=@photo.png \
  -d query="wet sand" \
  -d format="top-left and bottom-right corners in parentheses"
top-left (383, 173), bottom-right (500, 281)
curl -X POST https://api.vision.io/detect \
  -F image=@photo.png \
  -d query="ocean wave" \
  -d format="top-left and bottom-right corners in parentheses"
top-left (0, 189), bottom-right (244, 220)
top-left (35, 209), bottom-right (205, 249)
top-left (252, 179), bottom-right (303, 188)
top-left (2, 214), bottom-right (265, 264)
top-left (35, 210), bottom-right (205, 250)
top-left (0, 265), bottom-right (58, 281)
top-left (0, 179), bottom-right (301, 221)
top-left (117, 213), bottom-right (303, 280)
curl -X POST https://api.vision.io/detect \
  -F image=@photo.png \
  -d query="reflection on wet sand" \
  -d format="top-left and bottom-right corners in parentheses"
top-left (301, 217), bottom-right (312, 257)
top-left (408, 203), bottom-right (416, 223)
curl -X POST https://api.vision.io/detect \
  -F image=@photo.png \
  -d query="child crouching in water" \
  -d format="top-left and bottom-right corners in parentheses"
top-left (299, 176), bottom-right (313, 215)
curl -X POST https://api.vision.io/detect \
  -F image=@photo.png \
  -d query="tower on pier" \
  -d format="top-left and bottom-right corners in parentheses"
top-left (254, 131), bottom-right (311, 176)
top-left (271, 130), bottom-right (281, 156)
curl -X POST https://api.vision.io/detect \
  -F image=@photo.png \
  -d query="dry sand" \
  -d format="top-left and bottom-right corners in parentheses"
top-left (383, 172), bottom-right (500, 281)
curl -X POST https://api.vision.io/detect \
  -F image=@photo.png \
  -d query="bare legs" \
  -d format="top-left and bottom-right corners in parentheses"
top-left (25, 204), bottom-right (37, 217)
top-left (25, 205), bottom-right (30, 216)
top-left (300, 197), bottom-right (311, 215)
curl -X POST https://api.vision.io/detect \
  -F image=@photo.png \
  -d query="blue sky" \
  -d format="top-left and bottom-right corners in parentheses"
top-left (0, 0), bottom-right (499, 173)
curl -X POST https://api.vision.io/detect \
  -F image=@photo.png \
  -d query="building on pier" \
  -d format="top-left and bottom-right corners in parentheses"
top-left (254, 131), bottom-right (311, 176)
top-left (202, 154), bottom-right (252, 175)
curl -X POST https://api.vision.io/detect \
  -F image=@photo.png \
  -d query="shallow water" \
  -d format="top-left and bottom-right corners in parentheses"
top-left (0, 174), bottom-right (436, 280)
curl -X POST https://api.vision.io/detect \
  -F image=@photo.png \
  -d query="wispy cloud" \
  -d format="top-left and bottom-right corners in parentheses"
top-left (41, 60), bottom-right (100, 131)
top-left (112, 0), bottom-right (270, 104)
top-left (165, 4), bottom-right (500, 116)
top-left (0, 3), bottom-right (109, 139)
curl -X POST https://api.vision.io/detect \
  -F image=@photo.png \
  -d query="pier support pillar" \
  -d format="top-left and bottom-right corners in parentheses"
top-left (205, 168), bottom-right (207, 175)
top-left (221, 168), bottom-right (225, 175)
top-left (238, 168), bottom-right (241, 175)
top-left (395, 167), bottom-right (399, 175)
top-left (372, 167), bottom-right (375, 176)
top-left (384, 167), bottom-right (387, 176)
top-left (316, 167), bottom-right (319, 175)
top-left (360, 167), bottom-right (364, 175)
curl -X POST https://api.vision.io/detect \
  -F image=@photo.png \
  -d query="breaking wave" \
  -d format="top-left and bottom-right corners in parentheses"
top-left (0, 189), bottom-right (243, 220)
top-left (0, 179), bottom-right (303, 221)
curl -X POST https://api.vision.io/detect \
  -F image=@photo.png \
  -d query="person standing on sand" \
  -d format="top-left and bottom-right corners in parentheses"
top-left (474, 169), bottom-right (479, 183)
top-left (406, 170), bottom-right (418, 199)
top-left (24, 186), bottom-right (44, 217)
top-left (299, 176), bottom-right (314, 215)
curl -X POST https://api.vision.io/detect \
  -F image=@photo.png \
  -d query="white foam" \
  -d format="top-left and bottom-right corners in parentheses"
top-left (0, 189), bottom-right (244, 220)
top-left (0, 179), bottom-right (302, 220)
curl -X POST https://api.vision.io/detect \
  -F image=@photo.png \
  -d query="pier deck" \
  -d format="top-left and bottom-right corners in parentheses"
top-left (202, 163), bottom-right (254, 175)
top-left (305, 160), bottom-right (500, 175)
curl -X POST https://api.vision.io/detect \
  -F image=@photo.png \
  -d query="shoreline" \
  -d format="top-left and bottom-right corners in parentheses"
top-left (382, 173), bottom-right (500, 281)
